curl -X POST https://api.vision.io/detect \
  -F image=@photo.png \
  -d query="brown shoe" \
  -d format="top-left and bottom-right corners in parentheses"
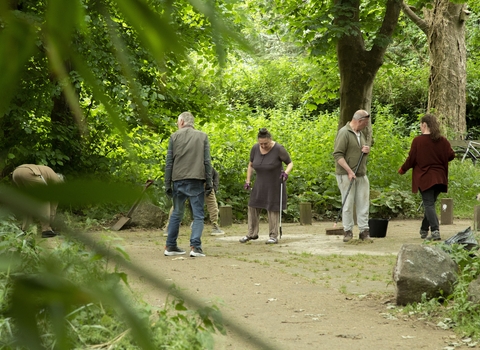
top-left (343, 230), bottom-right (353, 242)
top-left (359, 229), bottom-right (372, 241)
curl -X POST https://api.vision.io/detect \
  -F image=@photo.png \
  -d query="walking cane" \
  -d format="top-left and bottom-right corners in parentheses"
top-left (333, 152), bottom-right (365, 228)
top-left (279, 181), bottom-right (283, 239)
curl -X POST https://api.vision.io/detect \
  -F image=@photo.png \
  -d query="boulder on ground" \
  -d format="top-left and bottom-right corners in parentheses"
top-left (392, 244), bottom-right (458, 305)
top-left (129, 202), bottom-right (166, 228)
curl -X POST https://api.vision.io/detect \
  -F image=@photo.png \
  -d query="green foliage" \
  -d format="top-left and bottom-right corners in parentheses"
top-left (0, 0), bottom-right (242, 177)
top-left (368, 105), bottom-right (414, 190)
top-left (89, 105), bottom-right (471, 221)
top-left (0, 216), bottom-right (222, 349)
top-left (199, 106), bottom-right (421, 220)
top-left (446, 161), bottom-right (480, 217)
top-left (373, 66), bottom-right (429, 125)
top-left (370, 188), bottom-right (419, 219)
top-left (222, 56), bottom-right (308, 110)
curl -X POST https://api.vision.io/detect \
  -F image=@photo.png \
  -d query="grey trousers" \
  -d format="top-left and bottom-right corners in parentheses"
top-left (336, 174), bottom-right (370, 232)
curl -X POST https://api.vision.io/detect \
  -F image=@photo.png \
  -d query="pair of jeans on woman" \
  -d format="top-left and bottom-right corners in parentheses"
top-left (166, 179), bottom-right (205, 249)
top-left (419, 184), bottom-right (442, 232)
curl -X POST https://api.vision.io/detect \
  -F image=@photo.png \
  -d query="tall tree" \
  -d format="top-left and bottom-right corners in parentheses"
top-left (266, 0), bottom-right (402, 128)
top-left (401, 0), bottom-right (468, 137)
top-left (0, 0), bottom-right (242, 176)
top-left (335, 0), bottom-right (401, 128)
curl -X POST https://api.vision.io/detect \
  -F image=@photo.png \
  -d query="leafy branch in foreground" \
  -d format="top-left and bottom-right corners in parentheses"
top-left (0, 217), bottom-right (224, 349)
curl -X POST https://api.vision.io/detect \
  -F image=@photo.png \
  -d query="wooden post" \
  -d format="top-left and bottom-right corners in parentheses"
top-left (440, 198), bottom-right (453, 225)
top-left (299, 202), bottom-right (312, 225)
top-left (219, 205), bottom-right (233, 227)
top-left (474, 205), bottom-right (480, 232)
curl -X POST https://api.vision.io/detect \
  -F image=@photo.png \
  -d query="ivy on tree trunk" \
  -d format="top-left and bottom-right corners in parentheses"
top-left (402, 0), bottom-right (467, 138)
top-left (426, 0), bottom-right (467, 138)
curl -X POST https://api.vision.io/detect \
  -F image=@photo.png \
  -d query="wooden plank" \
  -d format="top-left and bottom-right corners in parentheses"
top-left (474, 206), bottom-right (480, 232)
top-left (440, 198), bottom-right (453, 225)
top-left (219, 205), bottom-right (233, 227)
top-left (299, 202), bottom-right (312, 225)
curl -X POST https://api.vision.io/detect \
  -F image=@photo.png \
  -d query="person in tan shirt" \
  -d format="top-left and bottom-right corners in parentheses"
top-left (12, 164), bottom-right (64, 238)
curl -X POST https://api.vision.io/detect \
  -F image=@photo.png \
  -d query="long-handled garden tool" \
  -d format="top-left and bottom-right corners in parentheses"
top-left (279, 181), bottom-right (283, 239)
top-left (111, 180), bottom-right (154, 231)
top-left (333, 152), bottom-right (365, 228)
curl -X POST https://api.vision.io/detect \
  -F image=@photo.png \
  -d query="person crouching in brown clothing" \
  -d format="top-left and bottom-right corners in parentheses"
top-left (12, 164), bottom-right (64, 238)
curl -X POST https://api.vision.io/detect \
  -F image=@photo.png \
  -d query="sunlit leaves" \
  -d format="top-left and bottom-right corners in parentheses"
top-left (0, 0), bottom-right (243, 174)
top-left (0, 8), bottom-right (37, 117)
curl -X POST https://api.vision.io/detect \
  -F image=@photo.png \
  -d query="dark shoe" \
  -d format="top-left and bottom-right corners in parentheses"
top-left (164, 246), bottom-right (186, 256)
top-left (265, 237), bottom-right (278, 244)
top-left (425, 230), bottom-right (441, 241)
top-left (420, 229), bottom-right (429, 239)
top-left (41, 230), bottom-right (58, 238)
top-left (359, 229), bottom-right (372, 241)
top-left (239, 235), bottom-right (259, 243)
top-left (190, 246), bottom-right (206, 257)
top-left (343, 230), bottom-right (353, 242)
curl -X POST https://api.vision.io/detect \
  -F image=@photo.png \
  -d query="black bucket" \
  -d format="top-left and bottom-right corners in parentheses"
top-left (368, 218), bottom-right (389, 238)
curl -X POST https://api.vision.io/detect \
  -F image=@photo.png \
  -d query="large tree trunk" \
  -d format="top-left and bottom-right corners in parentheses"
top-left (335, 0), bottom-right (401, 136)
top-left (49, 60), bottom-right (83, 172)
top-left (337, 40), bottom-right (379, 130)
top-left (425, 1), bottom-right (467, 138)
top-left (402, 1), bottom-right (467, 138)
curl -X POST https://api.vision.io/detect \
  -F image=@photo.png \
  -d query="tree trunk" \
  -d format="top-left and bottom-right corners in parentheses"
top-left (337, 40), bottom-right (379, 130)
top-left (425, 1), bottom-right (467, 138)
top-left (49, 60), bottom-right (82, 172)
top-left (335, 0), bottom-right (401, 137)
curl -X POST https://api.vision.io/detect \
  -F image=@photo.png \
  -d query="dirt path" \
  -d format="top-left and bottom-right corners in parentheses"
top-left (111, 219), bottom-right (476, 350)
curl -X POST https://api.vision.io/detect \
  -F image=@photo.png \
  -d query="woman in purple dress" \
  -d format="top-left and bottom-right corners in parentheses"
top-left (240, 128), bottom-right (293, 244)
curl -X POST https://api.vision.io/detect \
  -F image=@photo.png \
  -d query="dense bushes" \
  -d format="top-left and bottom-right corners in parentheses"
top-left (101, 106), bottom-right (480, 222)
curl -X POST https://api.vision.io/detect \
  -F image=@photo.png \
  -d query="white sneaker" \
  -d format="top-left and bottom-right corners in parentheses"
top-left (265, 237), bottom-right (278, 244)
top-left (190, 246), bottom-right (206, 257)
top-left (164, 246), bottom-right (186, 256)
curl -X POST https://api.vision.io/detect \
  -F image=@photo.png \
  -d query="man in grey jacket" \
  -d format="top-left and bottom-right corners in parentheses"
top-left (333, 110), bottom-right (372, 243)
top-left (164, 112), bottom-right (213, 257)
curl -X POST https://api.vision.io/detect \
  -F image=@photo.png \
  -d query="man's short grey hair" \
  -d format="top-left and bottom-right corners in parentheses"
top-left (352, 110), bottom-right (370, 120)
top-left (178, 112), bottom-right (195, 126)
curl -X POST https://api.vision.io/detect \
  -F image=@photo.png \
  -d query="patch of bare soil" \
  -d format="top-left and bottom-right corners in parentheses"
top-left (108, 219), bottom-right (476, 350)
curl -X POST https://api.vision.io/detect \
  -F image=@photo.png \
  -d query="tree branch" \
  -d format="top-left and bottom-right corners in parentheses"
top-left (369, 0), bottom-right (402, 62)
top-left (401, 1), bottom-right (429, 34)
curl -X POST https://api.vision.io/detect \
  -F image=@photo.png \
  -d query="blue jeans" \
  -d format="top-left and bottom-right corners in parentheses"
top-left (166, 179), bottom-right (205, 249)
top-left (420, 184), bottom-right (442, 232)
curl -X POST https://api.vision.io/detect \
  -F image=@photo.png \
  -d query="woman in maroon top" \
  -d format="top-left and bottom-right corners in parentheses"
top-left (240, 128), bottom-right (293, 244)
top-left (398, 114), bottom-right (455, 241)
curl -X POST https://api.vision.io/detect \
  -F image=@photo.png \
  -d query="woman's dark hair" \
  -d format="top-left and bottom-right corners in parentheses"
top-left (257, 128), bottom-right (272, 139)
top-left (421, 114), bottom-right (441, 141)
